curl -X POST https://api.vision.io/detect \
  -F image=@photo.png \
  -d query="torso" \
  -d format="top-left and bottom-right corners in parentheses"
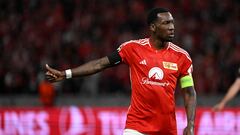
top-left (118, 38), bottom-right (192, 134)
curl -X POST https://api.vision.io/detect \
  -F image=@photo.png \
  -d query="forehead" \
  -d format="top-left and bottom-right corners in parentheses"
top-left (156, 12), bottom-right (173, 22)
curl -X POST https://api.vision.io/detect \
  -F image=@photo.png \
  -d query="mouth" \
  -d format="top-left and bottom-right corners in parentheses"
top-left (168, 34), bottom-right (174, 38)
top-left (165, 34), bottom-right (174, 41)
top-left (168, 31), bottom-right (174, 38)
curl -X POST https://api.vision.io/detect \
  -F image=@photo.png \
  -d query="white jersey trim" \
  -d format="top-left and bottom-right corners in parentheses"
top-left (169, 43), bottom-right (192, 61)
top-left (118, 38), bottom-right (150, 51)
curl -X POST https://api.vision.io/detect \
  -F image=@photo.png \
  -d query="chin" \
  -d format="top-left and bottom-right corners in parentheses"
top-left (165, 38), bottom-right (173, 42)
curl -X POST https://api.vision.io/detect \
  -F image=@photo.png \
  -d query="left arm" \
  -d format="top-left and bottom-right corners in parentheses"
top-left (182, 86), bottom-right (197, 135)
top-left (178, 51), bottom-right (197, 135)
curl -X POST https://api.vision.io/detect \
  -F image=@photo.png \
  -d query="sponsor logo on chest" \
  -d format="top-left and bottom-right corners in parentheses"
top-left (141, 66), bottom-right (169, 87)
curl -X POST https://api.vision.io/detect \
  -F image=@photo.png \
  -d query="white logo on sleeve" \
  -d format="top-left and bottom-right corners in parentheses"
top-left (141, 67), bottom-right (169, 86)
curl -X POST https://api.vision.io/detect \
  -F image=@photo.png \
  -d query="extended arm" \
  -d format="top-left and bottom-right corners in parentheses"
top-left (212, 77), bottom-right (240, 111)
top-left (182, 86), bottom-right (197, 135)
top-left (45, 56), bottom-right (112, 82)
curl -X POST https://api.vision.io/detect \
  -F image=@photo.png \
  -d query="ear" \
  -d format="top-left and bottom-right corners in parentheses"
top-left (150, 24), bottom-right (156, 32)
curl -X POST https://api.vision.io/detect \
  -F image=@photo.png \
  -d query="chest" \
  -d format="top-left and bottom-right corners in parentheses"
top-left (130, 47), bottom-right (181, 79)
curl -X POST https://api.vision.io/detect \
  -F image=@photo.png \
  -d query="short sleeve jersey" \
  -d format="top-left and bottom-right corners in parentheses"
top-left (117, 38), bottom-right (193, 134)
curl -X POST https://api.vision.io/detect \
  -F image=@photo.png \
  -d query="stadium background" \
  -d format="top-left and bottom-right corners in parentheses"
top-left (0, 0), bottom-right (239, 134)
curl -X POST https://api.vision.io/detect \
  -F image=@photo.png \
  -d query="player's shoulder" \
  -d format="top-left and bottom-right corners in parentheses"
top-left (118, 38), bottom-right (150, 51)
top-left (121, 38), bottom-right (149, 47)
top-left (168, 42), bottom-right (192, 61)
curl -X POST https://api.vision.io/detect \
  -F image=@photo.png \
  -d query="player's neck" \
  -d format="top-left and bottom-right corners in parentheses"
top-left (149, 37), bottom-right (168, 50)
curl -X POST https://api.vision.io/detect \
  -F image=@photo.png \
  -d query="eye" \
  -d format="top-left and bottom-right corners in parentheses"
top-left (162, 21), bottom-right (169, 25)
top-left (166, 21), bottom-right (171, 24)
top-left (162, 20), bottom-right (174, 25)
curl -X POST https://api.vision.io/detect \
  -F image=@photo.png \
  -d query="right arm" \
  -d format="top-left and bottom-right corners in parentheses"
top-left (212, 77), bottom-right (240, 111)
top-left (71, 56), bottom-right (112, 77)
top-left (45, 56), bottom-right (113, 82)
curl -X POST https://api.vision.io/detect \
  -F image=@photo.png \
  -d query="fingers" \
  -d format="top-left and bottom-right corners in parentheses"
top-left (212, 104), bottom-right (222, 112)
top-left (183, 127), bottom-right (188, 135)
top-left (45, 64), bottom-right (61, 75)
top-left (183, 127), bottom-right (194, 135)
top-left (213, 107), bottom-right (220, 111)
top-left (46, 71), bottom-right (57, 78)
top-left (45, 76), bottom-right (55, 82)
top-left (45, 71), bottom-right (57, 82)
top-left (45, 64), bottom-right (64, 82)
top-left (212, 106), bottom-right (217, 111)
top-left (46, 64), bottom-right (54, 72)
top-left (45, 64), bottom-right (58, 82)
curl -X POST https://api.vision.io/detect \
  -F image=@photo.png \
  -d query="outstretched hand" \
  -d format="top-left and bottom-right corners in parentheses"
top-left (45, 64), bottom-right (65, 83)
top-left (212, 102), bottom-right (225, 111)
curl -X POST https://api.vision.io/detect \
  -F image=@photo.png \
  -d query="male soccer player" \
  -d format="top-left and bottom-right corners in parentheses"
top-left (213, 67), bottom-right (240, 111)
top-left (45, 8), bottom-right (197, 135)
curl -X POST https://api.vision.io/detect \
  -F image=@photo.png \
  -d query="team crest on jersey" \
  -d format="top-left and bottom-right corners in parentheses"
top-left (163, 61), bottom-right (178, 71)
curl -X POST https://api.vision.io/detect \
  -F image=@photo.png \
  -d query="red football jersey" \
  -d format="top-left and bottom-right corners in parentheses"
top-left (118, 38), bottom-right (193, 134)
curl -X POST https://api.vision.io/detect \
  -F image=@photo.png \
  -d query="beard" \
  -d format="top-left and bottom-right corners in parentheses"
top-left (154, 32), bottom-right (174, 42)
top-left (164, 38), bottom-right (173, 42)
top-left (162, 36), bottom-right (174, 42)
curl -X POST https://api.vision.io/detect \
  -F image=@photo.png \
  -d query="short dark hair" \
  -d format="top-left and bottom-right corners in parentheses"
top-left (147, 8), bottom-right (169, 26)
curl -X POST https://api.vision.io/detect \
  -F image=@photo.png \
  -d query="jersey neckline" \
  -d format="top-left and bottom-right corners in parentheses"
top-left (148, 38), bottom-right (170, 52)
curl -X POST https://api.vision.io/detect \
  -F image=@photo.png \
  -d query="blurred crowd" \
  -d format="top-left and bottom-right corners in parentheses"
top-left (0, 0), bottom-right (239, 97)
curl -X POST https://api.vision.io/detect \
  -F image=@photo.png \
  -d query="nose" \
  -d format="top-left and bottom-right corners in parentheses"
top-left (169, 23), bottom-right (174, 31)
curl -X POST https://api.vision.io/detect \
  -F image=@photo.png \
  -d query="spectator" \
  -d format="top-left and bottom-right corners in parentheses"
top-left (38, 79), bottom-right (56, 107)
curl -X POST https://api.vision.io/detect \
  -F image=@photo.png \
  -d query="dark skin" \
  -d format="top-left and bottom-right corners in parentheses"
top-left (149, 12), bottom-right (196, 135)
top-left (46, 12), bottom-right (196, 135)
